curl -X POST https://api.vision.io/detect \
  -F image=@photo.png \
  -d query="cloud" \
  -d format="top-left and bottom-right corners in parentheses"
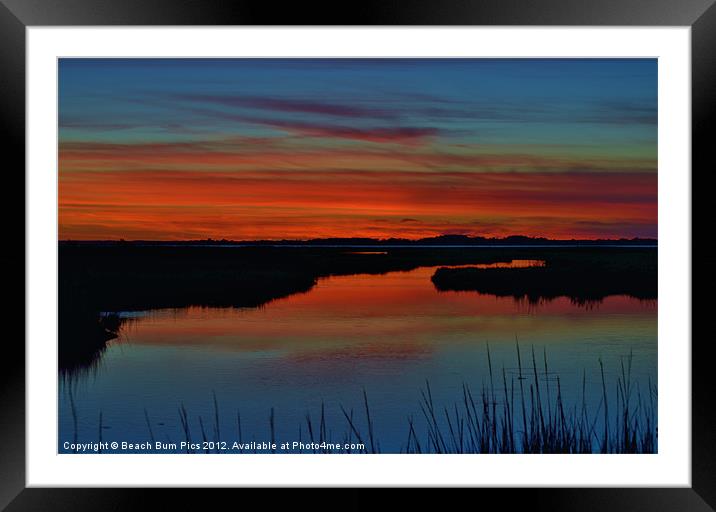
top-left (59, 119), bottom-right (143, 131)
top-left (270, 122), bottom-right (438, 143)
top-left (174, 94), bottom-right (397, 120)
top-left (192, 108), bottom-right (440, 144)
top-left (59, 137), bottom-right (655, 175)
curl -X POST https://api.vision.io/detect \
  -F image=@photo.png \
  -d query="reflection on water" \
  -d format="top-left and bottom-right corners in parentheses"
top-left (471, 259), bottom-right (545, 268)
top-left (59, 264), bottom-right (656, 453)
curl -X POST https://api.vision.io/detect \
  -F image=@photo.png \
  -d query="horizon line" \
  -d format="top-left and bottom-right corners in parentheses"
top-left (59, 235), bottom-right (658, 243)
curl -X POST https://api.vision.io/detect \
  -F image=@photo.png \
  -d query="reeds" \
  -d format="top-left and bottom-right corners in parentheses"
top-left (62, 346), bottom-right (657, 454)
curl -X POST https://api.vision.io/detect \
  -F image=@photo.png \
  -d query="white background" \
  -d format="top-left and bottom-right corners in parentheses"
top-left (27, 27), bottom-right (691, 487)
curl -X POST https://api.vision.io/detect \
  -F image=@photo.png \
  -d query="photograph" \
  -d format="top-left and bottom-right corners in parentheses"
top-left (3, 0), bottom-right (707, 503)
top-left (58, 57), bottom-right (658, 455)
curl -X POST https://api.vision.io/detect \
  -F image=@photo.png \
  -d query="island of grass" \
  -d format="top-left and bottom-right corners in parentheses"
top-left (431, 248), bottom-right (657, 304)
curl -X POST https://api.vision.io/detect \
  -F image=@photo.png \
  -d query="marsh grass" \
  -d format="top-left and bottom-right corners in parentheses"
top-left (401, 344), bottom-right (643, 454)
top-left (62, 343), bottom-right (656, 454)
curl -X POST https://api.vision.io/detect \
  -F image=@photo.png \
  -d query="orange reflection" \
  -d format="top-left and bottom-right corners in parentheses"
top-left (115, 266), bottom-right (656, 365)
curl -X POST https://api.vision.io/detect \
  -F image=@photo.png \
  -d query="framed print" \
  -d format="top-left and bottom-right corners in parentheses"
top-left (2, 0), bottom-right (712, 509)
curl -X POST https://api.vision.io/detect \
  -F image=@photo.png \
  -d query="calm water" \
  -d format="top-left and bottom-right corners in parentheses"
top-left (59, 262), bottom-right (657, 453)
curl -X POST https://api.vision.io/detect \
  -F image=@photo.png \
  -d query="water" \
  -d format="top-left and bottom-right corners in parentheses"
top-left (59, 263), bottom-right (657, 453)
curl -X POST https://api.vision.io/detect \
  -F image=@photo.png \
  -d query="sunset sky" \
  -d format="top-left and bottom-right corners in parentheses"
top-left (58, 58), bottom-right (657, 241)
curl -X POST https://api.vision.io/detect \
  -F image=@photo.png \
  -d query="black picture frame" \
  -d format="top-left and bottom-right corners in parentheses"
top-left (1, 0), bottom-right (711, 509)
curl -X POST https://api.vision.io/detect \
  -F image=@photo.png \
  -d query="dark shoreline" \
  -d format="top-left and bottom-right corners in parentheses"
top-left (60, 234), bottom-right (657, 248)
top-left (59, 245), bottom-right (657, 373)
top-left (432, 250), bottom-right (657, 304)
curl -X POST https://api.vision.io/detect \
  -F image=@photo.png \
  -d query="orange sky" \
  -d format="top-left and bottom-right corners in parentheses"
top-left (59, 167), bottom-right (656, 240)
